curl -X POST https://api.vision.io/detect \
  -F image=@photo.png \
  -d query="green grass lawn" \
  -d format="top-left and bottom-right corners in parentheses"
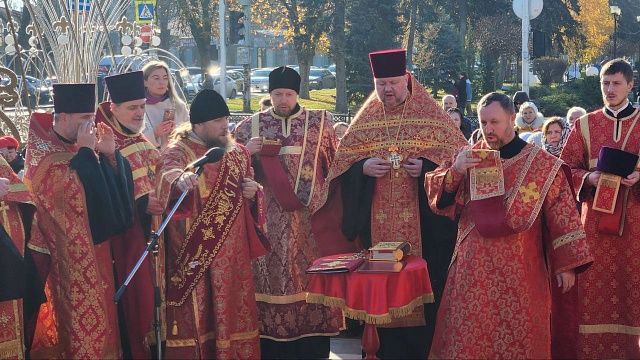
top-left (227, 89), bottom-right (338, 113)
top-left (227, 88), bottom-right (481, 115)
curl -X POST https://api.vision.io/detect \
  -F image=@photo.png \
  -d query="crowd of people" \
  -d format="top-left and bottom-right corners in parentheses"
top-left (0, 49), bottom-right (639, 360)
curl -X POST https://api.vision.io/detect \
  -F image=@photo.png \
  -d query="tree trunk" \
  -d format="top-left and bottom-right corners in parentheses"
top-left (405, 0), bottom-right (418, 70)
top-left (298, 54), bottom-right (312, 99)
top-left (156, 0), bottom-right (172, 51)
top-left (458, 1), bottom-right (467, 48)
top-left (332, 0), bottom-right (347, 113)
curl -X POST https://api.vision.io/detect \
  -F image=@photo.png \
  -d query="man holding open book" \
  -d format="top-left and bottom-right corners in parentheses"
top-left (425, 92), bottom-right (593, 359)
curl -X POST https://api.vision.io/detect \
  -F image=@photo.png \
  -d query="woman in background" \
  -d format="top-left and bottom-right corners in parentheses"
top-left (541, 116), bottom-right (570, 157)
top-left (142, 60), bottom-right (189, 149)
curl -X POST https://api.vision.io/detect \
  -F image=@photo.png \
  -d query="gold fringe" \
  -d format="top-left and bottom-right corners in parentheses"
top-left (255, 292), bottom-right (308, 304)
top-left (306, 292), bottom-right (434, 325)
top-left (259, 332), bottom-right (342, 342)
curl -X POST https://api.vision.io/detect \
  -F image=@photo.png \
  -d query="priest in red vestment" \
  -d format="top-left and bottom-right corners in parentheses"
top-left (0, 155), bottom-right (42, 360)
top-left (426, 92), bottom-right (593, 359)
top-left (25, 84), bottom-right (134, 359)
top-left (157, 89), bottom-right (266, 359)
top-left (97, 71), bottom-right (162, 359)
top-left (311, 49), bottom-right (467, 358)
top-left (234, 67), bottom-right (343, 358)
top-left (558, 59), bottom-right (640, 358)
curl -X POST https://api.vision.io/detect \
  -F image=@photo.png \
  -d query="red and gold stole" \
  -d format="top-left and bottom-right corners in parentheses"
top-left (461, 142), bottom-right (565, 242)
top-left (166, 147), bottom-right (247, 306)
top-left (0, 157), bottom-right (35, 360)
top-left (96, 102), bottom-right (159, 199)
top-left (579, 111), bottom-right (640, 235)
top-left (251, 109), bottom-right (326, 211)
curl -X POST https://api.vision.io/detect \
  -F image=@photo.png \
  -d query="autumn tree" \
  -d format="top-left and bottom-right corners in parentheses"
top-left (175, 1), bottom-right (218, 74)
top-left (574, 0), bottom-right (613, 62)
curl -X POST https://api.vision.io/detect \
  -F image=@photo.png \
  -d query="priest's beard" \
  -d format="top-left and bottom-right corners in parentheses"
top-left (204, 133), bottom-right (234, 150)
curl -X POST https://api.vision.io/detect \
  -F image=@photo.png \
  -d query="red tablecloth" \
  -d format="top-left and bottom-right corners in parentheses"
top-left (306, 255), bottom-right (434, 325)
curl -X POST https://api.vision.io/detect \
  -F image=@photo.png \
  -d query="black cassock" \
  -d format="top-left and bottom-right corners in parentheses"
top-left (339, 158), bottom-right (458, 359)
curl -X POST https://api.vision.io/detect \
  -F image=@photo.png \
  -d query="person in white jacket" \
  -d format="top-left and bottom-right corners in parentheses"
top-left (142, 60), bottom-right (189, 148)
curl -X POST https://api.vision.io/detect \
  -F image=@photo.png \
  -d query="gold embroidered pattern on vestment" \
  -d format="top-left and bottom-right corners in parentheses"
top-left (552, 230), bottom-right (586, 250)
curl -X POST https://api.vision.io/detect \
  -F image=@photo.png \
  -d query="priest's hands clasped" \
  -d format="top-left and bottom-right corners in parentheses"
top-left (364, 157), bottom-right (423, 178)
top-left (403, 158), bottom-right (423, 178)
top-left (363, 158), bottom-right (391, 177)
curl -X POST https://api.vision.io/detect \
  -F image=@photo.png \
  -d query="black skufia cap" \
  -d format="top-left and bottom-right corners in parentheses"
top-left (190, 89), bottom-right (230, 124)
top-left (268, 66), bottom-right (300, 93)
top-left (53, 83), bottom-right (96, 113)
top-left (105, 71), bottom-right (145, 103)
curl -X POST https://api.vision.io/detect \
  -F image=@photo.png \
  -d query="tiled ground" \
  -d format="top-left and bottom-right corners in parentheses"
top-left (329, 337), bottom-right (362, 359)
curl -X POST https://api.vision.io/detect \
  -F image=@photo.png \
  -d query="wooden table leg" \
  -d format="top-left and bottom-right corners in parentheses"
top-left (362, 323), bottom-right (380, 360)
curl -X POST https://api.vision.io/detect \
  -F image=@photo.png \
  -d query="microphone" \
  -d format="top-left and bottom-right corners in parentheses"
top-left (186, 147), bottom-right (226, 171)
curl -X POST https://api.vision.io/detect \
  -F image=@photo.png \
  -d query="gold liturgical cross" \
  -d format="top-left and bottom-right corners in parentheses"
top-left (399, 208), bottom-right (412, 222)
top-left (389, 152), bottom-right (403, 170)
top-left (375, 211), bottom-right (387, 223)
top-left (519, 182), bottom-right (540, 204)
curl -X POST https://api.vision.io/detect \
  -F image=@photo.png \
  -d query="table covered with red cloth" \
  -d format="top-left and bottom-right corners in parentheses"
top-left (306, 255), bottom-right (434, 325)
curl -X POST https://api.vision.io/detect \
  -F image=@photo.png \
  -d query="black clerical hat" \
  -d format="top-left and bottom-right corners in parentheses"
top-left (53, 83), bottom-right (96, 113)
top-left (190, 89), bottom-right (230, 124)
top-left (105, 71), bottom-right (145, 103)
top-left (369, 49), bottom-right (407, 78)
top-left (269, 66), bottom-right (300, 93)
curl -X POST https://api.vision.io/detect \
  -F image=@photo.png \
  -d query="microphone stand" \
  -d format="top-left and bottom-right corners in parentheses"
top-left (114, 165), bottom-right (204, 360)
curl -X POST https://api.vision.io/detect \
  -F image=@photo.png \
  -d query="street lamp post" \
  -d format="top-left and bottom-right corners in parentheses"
top-left (637, 16), bottom-right (640, 69)
top-left (610, 5), bottom-right (621, 59)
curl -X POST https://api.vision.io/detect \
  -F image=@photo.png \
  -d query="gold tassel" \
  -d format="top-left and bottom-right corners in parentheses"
top-left (172, 320), bottom-right (178, 336)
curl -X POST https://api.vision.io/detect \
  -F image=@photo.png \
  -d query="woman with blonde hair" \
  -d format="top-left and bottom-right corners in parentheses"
top-left (142, 60), bottom-right (189, 148)
top-left (515, 101), bottom-right (545, 132)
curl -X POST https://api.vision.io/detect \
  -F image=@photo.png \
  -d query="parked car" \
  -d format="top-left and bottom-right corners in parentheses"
top-left (309, 68), bottom-right (336, 89)
top-left (250, 68), bottom-right (273, 93)
top-left (327, 64), bottom-right (336, 76)
top-left (182, 73), bottom-right (240, 100)
top-left (182, 73), bottom-right (203, 100)
top-left (210, 70), bottom-right (245, 93)
top-left (0, 75), bottom-right (53, 107)
top-left (211, 75), bottom-right (239, 99)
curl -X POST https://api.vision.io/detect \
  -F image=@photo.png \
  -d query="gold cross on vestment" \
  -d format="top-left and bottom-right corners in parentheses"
top-left (0, 201), bottom-right (11, 233)
top-left (375, 211), bottom-right (387, 223)
top-left (519, 182), bottom-right (540, 204)
top-left (399, 208), bottom-right (412, 222)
